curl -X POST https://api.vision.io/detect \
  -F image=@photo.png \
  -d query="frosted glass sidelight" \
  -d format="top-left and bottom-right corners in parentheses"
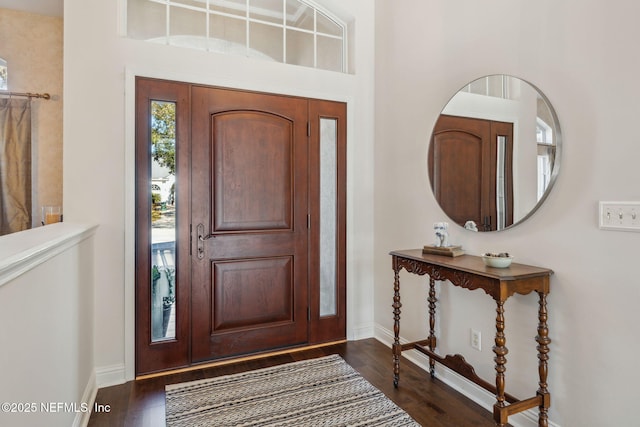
top-left (319, 118), bottom-right (337, 317)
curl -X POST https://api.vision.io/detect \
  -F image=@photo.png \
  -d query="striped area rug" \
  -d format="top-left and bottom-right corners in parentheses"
top-left (165, 354), bottom-right (420, 426)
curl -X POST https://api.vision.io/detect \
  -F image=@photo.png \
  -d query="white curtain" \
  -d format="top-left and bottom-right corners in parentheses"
top-left (0, 98), bottom-right (31, 236)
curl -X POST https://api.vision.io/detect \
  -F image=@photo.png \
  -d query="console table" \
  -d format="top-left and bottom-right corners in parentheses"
top-left (390, 249), bottom-right (553, 427)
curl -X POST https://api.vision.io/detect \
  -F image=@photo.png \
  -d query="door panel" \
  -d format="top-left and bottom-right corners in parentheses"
top-left (431, 123), bottom-right (487, 227)
top-left (213, 112), bottom-right (293, 231)
top-left (429, 114), bottom-right (513, 231)
top-left (191, 86), bottom-right (309, 362)
top-left (212, 257), bottom-right (293, 331)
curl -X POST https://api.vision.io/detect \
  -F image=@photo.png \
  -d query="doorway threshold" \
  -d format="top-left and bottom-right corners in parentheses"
top-left (135, 339), bottom-right (347, 380)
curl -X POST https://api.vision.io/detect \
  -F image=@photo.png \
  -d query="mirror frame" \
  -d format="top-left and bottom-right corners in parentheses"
top-left (429, 75), bottom-right (562, 231)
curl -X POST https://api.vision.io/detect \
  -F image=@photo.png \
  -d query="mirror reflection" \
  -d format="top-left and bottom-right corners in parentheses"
top-left (0, 58), bottom-right (7, 90)
top-left (428, 75), bottom-right (561, 231)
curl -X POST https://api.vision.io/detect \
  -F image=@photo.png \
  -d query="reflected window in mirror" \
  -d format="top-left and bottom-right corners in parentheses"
top-left (536, 117), bottom-right (555, 199)
top-left (429, 75), bottom-right (561, 232)
top-left (0, 58), bottom-right (7, 90)
top-left (496, 135), bottom-right (507, 230)
top-left (462, 74), bottom-right (514, 99)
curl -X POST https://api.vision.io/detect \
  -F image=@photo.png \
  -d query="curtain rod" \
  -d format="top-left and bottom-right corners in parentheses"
top-left (0, 90), bottom-right (51, 100)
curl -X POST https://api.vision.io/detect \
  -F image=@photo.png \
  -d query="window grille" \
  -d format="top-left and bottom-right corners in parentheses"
top-left (126, 0), bottom-right (347, 73)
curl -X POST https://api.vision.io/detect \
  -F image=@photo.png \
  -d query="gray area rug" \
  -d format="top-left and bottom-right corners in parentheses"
top-left (165, 354), bottom-right (420, 426)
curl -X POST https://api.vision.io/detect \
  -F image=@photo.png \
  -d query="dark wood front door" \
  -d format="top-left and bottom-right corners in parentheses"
top-left (429, 114), bottom-right (513, 231)
top-left (135, 78), bottom-right (347, 375)
top-left (190, 87), bottom-right (309, 362)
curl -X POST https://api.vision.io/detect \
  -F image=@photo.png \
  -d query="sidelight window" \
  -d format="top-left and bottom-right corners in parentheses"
top-left (319, 117), bottom-right (337, 317)
top-left (150, 100), bottom-right (177, 342)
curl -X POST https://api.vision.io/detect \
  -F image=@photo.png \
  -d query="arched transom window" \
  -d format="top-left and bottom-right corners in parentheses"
top-left (127, 0), bottom-right (347, 73)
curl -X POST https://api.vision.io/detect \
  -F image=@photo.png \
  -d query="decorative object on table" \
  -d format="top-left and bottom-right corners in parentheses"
top-left (165, 354), bottom-right (419, 427)
top-left (423, 221), bottom-right (465, 256)
top-left (464, 220), bottom-right (478, 231)
top-left (422, 244), bottom-right (465, 257)
top-left (433, 221), bottom-right (450, 247)
top-left (482, 252), bottom-right (514, 268)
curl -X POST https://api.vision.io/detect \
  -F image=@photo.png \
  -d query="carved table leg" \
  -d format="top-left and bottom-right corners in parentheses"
top-left (428, 276), bottom-right (437, 378)
top-left (493, 300), bottom-right (508, 427)
top-left (392, 266), bottom-right (402, 388)
top-left (536, 291), bottom-right (551, 427)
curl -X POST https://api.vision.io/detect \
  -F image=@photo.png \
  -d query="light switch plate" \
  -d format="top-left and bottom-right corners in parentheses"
top-left (599, 201), bottom-right (640, 232)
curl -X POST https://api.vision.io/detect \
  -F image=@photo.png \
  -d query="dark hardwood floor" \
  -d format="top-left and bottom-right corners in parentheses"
top-left (88, 338), bottom-right (504, 426)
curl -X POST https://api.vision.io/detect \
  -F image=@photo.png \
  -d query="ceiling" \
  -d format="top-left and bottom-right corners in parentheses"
top-left (0, 0), bottom-right (63, 17)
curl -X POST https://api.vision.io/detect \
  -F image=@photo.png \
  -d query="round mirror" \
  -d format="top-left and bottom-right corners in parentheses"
top-left (428, 75), bottom-right (561, 231)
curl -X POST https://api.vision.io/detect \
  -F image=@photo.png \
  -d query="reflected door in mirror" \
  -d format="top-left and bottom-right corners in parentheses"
top-left (429, 115), bottom-right (513, 231)
top-left (429, 75), bottom-right (562, 232)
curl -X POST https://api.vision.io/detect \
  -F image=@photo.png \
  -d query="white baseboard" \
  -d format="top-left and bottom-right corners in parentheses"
top-left (73, 370), bottom-right (97, 427)
top-left (95, 363), bottom-right (127, 389)
top-left (349, 321), bottom-right (376, 341)
top-left (373, 324), bottom-right (560, 427)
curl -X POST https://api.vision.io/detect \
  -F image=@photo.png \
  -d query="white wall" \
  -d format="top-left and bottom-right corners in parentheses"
top-left (63, 0), bottom-right (375, 384)
top-left (59, 0), bottom-right (640, 424)
top-left (374, 1), bottom-right (640, 426)
top-left (0, 223), bottom-right (96, 427)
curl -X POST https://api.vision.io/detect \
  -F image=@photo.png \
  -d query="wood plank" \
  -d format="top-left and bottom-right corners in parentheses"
top-left (88, 339), bottom-right (509, 427)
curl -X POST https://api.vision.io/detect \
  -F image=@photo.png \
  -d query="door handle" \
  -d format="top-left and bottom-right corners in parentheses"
top-left (196, 223), bottom-right (213, 259)
top-left (483, 216), bottom-right (491, 231)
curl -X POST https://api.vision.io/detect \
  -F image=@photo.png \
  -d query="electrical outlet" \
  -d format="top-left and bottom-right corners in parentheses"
top-left (471, 329), bottom-right (481, 351)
